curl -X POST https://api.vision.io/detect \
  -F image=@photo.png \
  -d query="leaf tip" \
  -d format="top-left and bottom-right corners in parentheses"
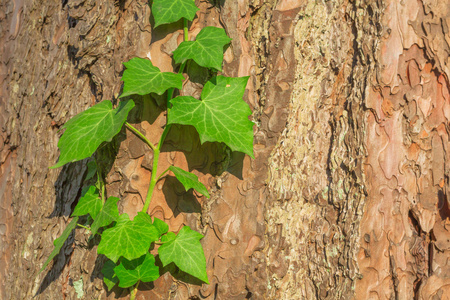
top-left (50, 162), bottom-right (63, 169)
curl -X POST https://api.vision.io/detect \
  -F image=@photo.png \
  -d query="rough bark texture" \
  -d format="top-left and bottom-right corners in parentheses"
top-left (265, 0), bottom-right (450, 299)
top-left (2, 0), bottom-right (450, 299)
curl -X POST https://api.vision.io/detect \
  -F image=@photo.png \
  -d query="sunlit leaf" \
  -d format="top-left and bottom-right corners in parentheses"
top-left (173, 27), bottom-right (231, 71)
top-left (51, 100), bottom-right (134, 168)
top-left (159, 226), bottom-right (208, 283)
top-left (97, 213), bottom-right (159, 263)
top-left (169, 76), bottom-right (253, 157)
top-left (152, 0), bottom-right (198, 27)
top-left (114, 253), bottom-right (159, 288)
top-left (72, 186), bottom-right (101, 219)
top-left (169, 166), bottom-right (209, 198)
top-left (120, 58), bottom-right (184, 98)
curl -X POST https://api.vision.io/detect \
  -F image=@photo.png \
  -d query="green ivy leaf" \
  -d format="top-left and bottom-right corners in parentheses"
top-left (114, 253), bottom-right (159, 288)
top-left (153, 217), bottom-right (169, 237)
top-left (97, 213), bottom-right (160, 263)
top-left (169, 76), bottom-right (254, 157)
top-left (90, 197), bottom-right (120, 236)
top-left (169, 166), bottom-right (210, 198)
top-left (161, 232), bottom-right (176, 243)
top-left (72, 186), bottom-right (102, 219)
top-left (120, 58), bottom-right (184, 98)
top-left (51, 100), bottom-right (135, 169)
top-left (158, 226), bottom-right (208, 283)
top-left (152, 0), bottom-right (199, 28)
top-left (85, 161), bottom-right (97, 181)
top-left (101, 260), bottom-right (119, 291)
top-left (173, 26), bottom-right (231, 71)
top-left (38, 217), bottom-right (79, 274)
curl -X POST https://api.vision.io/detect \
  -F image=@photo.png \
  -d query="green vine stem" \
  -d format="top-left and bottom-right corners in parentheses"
top-left (76, 224), bottom-right (91, 231)
top-left (125, 122), bottom-right (157, 152)
top-left (141, 18), bottom-right (190, 213)
top-left (142, 146), bottom-right (160, 213)
top-left (130, 281), bottom-right (140, 300)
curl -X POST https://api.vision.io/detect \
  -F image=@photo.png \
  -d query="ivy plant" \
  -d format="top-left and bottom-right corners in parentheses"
top-left (40, 0), bottom-right (253, 298)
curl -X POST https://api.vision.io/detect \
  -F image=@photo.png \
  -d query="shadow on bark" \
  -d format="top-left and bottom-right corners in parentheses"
top-left (37, 133), bottom-right (124, 295)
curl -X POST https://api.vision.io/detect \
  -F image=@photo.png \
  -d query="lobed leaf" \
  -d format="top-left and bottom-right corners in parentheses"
top-left (97, 213), bottom-right (159, 263)
top-left (153, 217), bottom-right (169, 237)
top-left (38, 217), bottom-right (79, 274)
top-left (72, 186), bottom-right (102, 219)
top-left (101, 260), bottom-right (119, 291)
top-left (169, 166), bottom-right (210, 198)
top-left (85, 161), bottom-right (97, 181)
top-left (120, 58), bottom-right (184, 98)
top-left (173, 26), bottom-right (231, 71)
top-left (90, 197), bottom-right (120, 236)
top-left (158, 226), bottom-right (208, 283)
top-left (161, 232), bottom-right (176, 243)
top-left (114, 253), bottom-right (159, 288)
top-left (51, 100), bottom-right (135, 169)
top-left (168, 76), bottom-right (254, 157)
top-left (152, 0), bottom-right (199, 28)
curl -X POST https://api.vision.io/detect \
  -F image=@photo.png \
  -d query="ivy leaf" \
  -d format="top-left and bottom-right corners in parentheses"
top-left (85, 161), bottom-right (97, 181)
top-left (152, 0), bottom-right (199, 28)
top-left (173, 26), bottom-right (231, 71)
top-left (38, 217), bottom-right (79, 274)
top-left (51, 100), bottom-right (135, 169)
top-left (114, 253), bottom-right (159, 288)
top-left (72, 186), bottom-right (102, 219)
top-left (97, 213), bottom-right (160, 263)
top-left (161, 232), bottom-right (176, 243)
top-left (158, 226), bottom-right (208, 283)
top-left (101, 260), bottom-right (119, 291)
top-left (153, 217), bottom-right (169, 237)
top-left (120, 58), bottom-right (184, 98)
top-left (169, 166), bottom-right (210, 198)
top-left (169, 76), bottom-right (254, 157)
top-left (90, 197), bottom-right (120, 236)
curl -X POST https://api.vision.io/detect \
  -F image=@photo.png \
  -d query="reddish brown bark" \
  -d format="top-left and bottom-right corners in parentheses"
top-left (1, 0), bottom-right (450, 299)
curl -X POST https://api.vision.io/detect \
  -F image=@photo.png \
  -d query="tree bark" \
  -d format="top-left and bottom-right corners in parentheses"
top-left (1, 0), bottom-right (450, 299)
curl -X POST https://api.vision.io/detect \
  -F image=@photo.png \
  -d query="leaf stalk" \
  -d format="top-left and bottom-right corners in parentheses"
top-left (125, 122), bottom-right (157, 152)
top-left (76, 224), bottom-right (91, 231)
top-left (130, 280), bottom-right (140, 300)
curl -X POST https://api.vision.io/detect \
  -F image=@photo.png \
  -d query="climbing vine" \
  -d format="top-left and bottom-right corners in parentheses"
top-left (39, 0), bottom-right (253, 298)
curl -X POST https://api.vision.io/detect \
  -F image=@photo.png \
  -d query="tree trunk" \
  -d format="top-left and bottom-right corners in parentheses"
top-left (1, 0), bottom-right (450, 299)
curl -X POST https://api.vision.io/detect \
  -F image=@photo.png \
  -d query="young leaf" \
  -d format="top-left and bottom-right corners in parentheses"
top-left (161, 232), bottom-right (176, 243)
top-left (169, 166), bottom-right (210, 198)
top-left (85, 161), bottom-right (97, 181)
top-left (51, 100), bottom-right (135, 169)
top-left (90, 197), bottom-right (120, 236)
top-left (153, 217), bottom-right (169, 237)
top-left (72, 186), bottom-right (102, 219)
top-left (168, 76), bottom-right (254, 157)
top-left (38, 217), bottom-right (79, 274)
top-left (158, 226), bottom-right (208, 283)
top-left (114, 253), bottom-right (159, 288)
top-left (120, 58), bottom-right (184, 98)
top-left (152, 0), bottom-right (199, 28)
top-left (97, 213), bottom-right (160, 263)
top-left (101, 260), bottom-right (119, 291)
top-left (173, 26), bottom-right (231, 71)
